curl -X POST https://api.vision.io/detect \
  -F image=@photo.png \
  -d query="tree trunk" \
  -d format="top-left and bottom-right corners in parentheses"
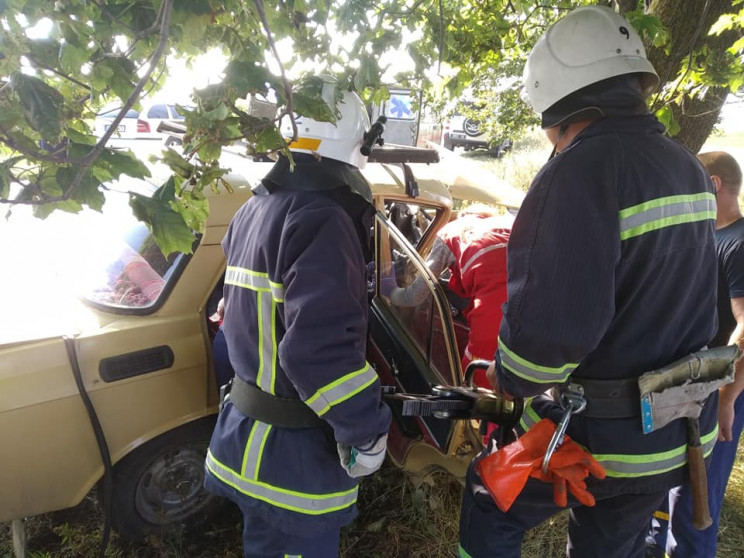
top-left (645, 0), bottom-right (741, 152)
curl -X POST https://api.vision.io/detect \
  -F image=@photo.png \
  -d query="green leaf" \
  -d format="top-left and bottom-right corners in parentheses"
top-left (33, 198), bottom-right (83, 219)
top-left (254, 124), bottom-right (286, 152)
top-left (354, 53), bottom-right (381, 92)
top-left (655, 105), bottom-right (680, 137)
top-left (98, 57), bottom-right (137, 103)
top-left (197, 141), bottom-right (222, 161)
top-left (11, 73), bottom-right (64, 141)
top-left (55, 166), bottom-right (106, 211)
top-left (59, 43), bottom-right (89, 74)
top-left (710, 14), bottom-right (736, 35)
top-left (292, 90), bottom-right (336, 123)
top-left (97, 148), bottom-right (152, 180)
top-left (160, 148), bottom-right (196, 178)
top-left (0, 162), bottom-right (11, 199)
top-left (223, 60), bottom-right (272, 97)
top-left (130, 180), bottom-right (195, 256)
top-left (64, 127), bottom-right (96, 145)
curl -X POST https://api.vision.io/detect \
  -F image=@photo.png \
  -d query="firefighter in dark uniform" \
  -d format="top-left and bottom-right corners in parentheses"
top-left (204, 82), bottom-right (392, 557)
top-left (458, 6), bottom-right (719, 558)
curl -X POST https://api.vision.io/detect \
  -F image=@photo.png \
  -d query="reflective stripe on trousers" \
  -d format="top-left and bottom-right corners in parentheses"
top-left (518, 399), bottom-right (718, 478)
top-left (206, 448), bottom-right (358, 515)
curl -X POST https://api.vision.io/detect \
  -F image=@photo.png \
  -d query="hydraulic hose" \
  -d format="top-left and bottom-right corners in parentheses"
top-left (63, 336), bottom-right (113, 558)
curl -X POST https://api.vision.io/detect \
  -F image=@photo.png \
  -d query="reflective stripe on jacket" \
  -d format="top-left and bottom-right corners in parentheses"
top-left (206, 173), bottom-right (391, 534)
top-left (495, 115), bottom-right (718, 490)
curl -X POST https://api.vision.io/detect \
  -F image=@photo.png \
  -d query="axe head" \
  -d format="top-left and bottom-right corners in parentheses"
top-left (639, 345), bottom-right (740, 434)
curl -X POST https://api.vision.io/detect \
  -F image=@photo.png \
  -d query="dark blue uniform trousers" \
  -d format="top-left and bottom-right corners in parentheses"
top-left (240, 510), bottom-right (340, 558)
top-left (204, 473), bottom-right (341, 558)
top-left (459, 466), bottom-right (668, 558)
top-left (662, 391), bottom-right (744, 557)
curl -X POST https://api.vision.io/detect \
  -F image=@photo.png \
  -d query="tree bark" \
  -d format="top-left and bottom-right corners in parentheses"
top-left (646, 0), bottom-right (742, 152)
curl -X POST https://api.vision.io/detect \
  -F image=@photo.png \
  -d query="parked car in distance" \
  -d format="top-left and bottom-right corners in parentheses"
top-left (0, 147), bottom-right (523, 544)
top-left (93, 106), bottom-right (147, 140)
top-left (94, 101), bottom-right (192, 140)
top-left (441, 100), bottom-right (511, 157)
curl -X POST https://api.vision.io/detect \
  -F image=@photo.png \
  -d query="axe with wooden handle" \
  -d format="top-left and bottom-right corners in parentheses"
top-left (638, 345), bottom-right (740, 530)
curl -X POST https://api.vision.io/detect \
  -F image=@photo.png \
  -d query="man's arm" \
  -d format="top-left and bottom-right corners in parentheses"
top-left (280, 205), bottom-right (391, 447)
top-left (389, 236), bottom-right (455, 307)
top-left (719, 296), bottom-right (744, 441)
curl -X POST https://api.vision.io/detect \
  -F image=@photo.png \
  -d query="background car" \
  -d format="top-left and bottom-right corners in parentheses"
top-left (441, 100), bottom-right (511, 156)
top-left (94, 101), bottom-right (192, 140)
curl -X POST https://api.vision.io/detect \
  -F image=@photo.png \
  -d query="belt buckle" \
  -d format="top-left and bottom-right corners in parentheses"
top-left (219, 378), bottom-right (233, 412)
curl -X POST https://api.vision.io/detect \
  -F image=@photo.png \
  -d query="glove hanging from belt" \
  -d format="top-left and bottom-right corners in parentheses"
top-left (475, 418), bottom-right (606, 512)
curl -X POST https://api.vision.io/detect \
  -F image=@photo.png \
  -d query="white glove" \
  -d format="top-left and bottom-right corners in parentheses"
top-left (337, 434), bottom-right (388, 478)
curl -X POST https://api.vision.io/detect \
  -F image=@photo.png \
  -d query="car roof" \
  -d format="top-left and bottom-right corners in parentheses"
top-left (205, 160), bottom-right (455, 228)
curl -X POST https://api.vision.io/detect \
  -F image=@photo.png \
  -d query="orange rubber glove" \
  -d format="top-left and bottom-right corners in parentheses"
top-left (530, 439), bottom-right (606, 507)
top-left (476, 418), bottom-right (606, 512)
top-left (476, 418), bottom-right (556, 512)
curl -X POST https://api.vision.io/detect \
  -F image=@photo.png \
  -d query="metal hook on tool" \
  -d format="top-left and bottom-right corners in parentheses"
top-left (541, 383), bottom-right (586, 474)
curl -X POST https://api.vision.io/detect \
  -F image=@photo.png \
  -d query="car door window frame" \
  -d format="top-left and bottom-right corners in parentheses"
top-left (373, 211), bottom-right (461, 386)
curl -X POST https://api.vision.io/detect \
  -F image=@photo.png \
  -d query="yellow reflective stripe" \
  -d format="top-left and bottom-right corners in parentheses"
top-left (256, 291), bottom-right (267, 390)
top-left (458, 543), bottom-right (474, 558)
top-left (518, 398), bottom-right (539, 432)
top-left (270, 297), bottom-right (278, 394)
top-left (498, 337), bottom-right (578, 384)
top-left (304, 363), bottom-right (378, 416)
top-left (619, 193), bottom-right (716, 241)
top-left (225, 266), bottom-right (285, 302)
top-left (241, 421), bottom-right (272, 479)
top-left (519, 401), bottom-right (718, 478)
top-left (206, 450), bottom-right (358, 515)
top-left (288, 137), bottom-right (321, 151)
top-left (594, 424), bottom-right (718, 478)
top-left (254, 422), bottom-right (272, 480)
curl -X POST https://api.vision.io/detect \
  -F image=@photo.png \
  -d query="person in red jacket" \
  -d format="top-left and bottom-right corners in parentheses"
top-left (388, 205), bottom-right (511, 386)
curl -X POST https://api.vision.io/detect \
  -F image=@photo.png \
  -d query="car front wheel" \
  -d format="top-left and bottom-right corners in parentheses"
top-left (110, 416), bottom-right (223, 542)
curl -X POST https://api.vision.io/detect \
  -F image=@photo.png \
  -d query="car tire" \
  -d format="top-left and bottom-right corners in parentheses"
top-left (443, 137), bottom-right (454, 151)
top-left (487, 145), bottom-right (502, 158)
top-left (164, 136), bottom-right (183, 148)
top-left (110, 416), bottom-right (223, 542)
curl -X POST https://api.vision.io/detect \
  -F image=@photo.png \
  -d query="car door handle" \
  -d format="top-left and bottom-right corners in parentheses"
top-left (99, 346), bottom-right (174, 382)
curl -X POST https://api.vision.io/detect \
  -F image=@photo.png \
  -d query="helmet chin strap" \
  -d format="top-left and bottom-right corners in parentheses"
top-left (548, 123), bottom-right (569, 161)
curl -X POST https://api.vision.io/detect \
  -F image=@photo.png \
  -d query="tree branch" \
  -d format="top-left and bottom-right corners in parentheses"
top-left (40, 0), bottom-right (175, 204)
top-left (25, 55), bottom-right (92, 90)
top-left (252, 0), bottom-right (297, 142)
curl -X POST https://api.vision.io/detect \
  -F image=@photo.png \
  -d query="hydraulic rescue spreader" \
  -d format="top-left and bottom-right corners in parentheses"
top-left (382, 360), bottom-right (524, 441)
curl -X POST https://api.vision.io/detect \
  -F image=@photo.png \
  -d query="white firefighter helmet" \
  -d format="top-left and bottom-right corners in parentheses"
top-left (523, 5), bottom-right (659, 115)
top-left (284, 82), bottom-right (371, 169)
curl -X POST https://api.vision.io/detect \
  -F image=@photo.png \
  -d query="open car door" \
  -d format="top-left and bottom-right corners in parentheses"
top-left (367, 211), bottom-right (482, 481)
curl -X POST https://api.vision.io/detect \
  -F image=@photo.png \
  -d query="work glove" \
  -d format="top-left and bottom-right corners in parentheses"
top-left (475, 418), bottom-right (554, 512)
top-left (530, 438), bottom-right (606, 507)
top-left (476, 418), bottom-right (605, 512)
top-left (337, 433), bottom-right (388, 478)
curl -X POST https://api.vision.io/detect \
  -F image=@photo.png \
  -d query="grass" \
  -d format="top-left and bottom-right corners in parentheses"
top-left (3, 133), bottom-right (744, 557)
top-left (3, 444), bottom-right (742, 557)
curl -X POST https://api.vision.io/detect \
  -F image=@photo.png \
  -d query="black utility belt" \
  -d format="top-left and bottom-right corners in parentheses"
top-left (567, 377), bottom-right (639, 419)
top-left (225, 376), bottom-right (326, 429)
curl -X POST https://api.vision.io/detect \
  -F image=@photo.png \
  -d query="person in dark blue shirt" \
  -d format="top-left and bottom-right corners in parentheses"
top-left (662, 151), bottom-right (744, 557)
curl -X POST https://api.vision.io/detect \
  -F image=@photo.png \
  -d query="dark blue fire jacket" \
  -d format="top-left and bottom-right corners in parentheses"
top-left (205, 157), bottom-right (392, 535)
top-left (495, 115), bottom-right (719, 493)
